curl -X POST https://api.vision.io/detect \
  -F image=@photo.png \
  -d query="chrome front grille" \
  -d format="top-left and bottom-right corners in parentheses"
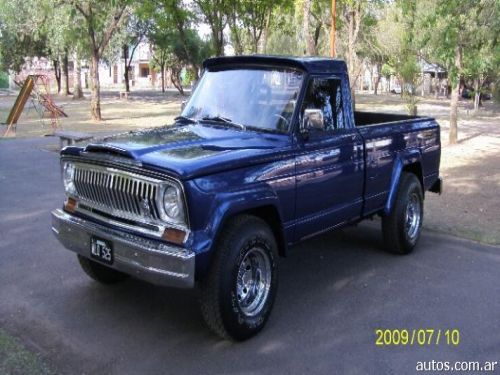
top-left (72, 163), bottom-right (163, 222)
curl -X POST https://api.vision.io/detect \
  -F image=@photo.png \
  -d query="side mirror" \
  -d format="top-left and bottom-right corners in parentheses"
top-left (301, 109), bottom-right (324, 134)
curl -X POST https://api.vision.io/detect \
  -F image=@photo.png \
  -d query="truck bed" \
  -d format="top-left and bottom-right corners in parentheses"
top-left (355, 114), bottom-right (441, 217)
top-left (354, 111), bottom-right (421, 127)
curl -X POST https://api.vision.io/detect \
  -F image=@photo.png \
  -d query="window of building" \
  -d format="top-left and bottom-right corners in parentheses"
top-left (140, 66), bottom-right (150, 78)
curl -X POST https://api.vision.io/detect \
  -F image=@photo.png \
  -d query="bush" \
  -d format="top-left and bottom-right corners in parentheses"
top-left (182, 69), bottom-right (195, 87)
top-left (493, 81), bottom-right (500, 104)
top-left (0, 71), bottom-right (9, 89)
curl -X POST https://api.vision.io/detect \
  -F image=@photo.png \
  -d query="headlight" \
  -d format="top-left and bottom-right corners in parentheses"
top-left (62, 162), bottom-right (76, 195)
top-left (162, 185), bottom-right (185, 223)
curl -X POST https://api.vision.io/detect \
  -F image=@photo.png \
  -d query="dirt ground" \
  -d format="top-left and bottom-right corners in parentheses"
top-left (1, 88), bottom-right (499, 245)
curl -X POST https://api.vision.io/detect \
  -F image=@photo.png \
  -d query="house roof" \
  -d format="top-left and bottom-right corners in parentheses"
top-left (203, 55), bottom-right (347, 74)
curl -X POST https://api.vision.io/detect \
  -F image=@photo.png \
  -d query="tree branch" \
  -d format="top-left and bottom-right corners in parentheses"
top-left (98, 4), bottom-right (127, 56)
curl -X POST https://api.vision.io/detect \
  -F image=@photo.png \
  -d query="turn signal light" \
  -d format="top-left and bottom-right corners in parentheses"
top-left (64, 197), bottom-right (77, 213)
top-left (162, 227), bottom-right (187, 245)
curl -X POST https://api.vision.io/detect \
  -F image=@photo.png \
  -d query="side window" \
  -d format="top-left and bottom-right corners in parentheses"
top-left (302, 78), bottom-right (345, 131)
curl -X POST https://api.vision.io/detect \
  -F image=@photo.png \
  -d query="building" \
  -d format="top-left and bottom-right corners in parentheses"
top-left (11, 41), bottom-right (174, 93)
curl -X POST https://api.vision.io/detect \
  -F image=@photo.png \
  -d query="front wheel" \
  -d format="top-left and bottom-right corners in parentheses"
top-left (200, 215), bottom-right (278, 341)
top-left (382, 173), bottom-right (424, 254)
top-left (77, 255), bottom-right (129, 284)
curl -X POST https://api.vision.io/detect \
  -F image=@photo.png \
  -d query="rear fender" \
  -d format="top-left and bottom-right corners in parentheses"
top-left (384, 149), bottom-right (422, 215)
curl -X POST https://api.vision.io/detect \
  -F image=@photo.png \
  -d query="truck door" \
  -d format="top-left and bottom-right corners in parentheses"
top-left (294, 76), bottom-right (364, 241)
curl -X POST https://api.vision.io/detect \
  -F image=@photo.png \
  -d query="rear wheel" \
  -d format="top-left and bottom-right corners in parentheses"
top-left (200, 215), bottom-right (278, 341)
top-left (382, 173), bottom-right (423, 254)
top-left (77, 255), bottom-right (129, 284)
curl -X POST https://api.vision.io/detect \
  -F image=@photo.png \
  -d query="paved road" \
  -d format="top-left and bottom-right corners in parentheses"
top-left (1, 138), bottom-right (499, 375)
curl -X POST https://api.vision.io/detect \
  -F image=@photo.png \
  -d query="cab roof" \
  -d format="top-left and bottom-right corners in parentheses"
top-left (203, 55), bottom-right (348, 75)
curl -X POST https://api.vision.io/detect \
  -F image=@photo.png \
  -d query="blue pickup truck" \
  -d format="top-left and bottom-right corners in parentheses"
top-left (52, 55), bottom-right (442, 340)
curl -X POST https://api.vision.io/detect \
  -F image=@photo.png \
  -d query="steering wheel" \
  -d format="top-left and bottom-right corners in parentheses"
top-left (273, 114), bottom-right (290, 131)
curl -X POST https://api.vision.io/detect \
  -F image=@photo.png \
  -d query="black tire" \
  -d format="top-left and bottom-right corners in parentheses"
top-left (382, 173), bottom-right (424, 254)
top-left (77, 255), bottom-right (129, 284)
top-left (200, 215), bottom-right (279, 341)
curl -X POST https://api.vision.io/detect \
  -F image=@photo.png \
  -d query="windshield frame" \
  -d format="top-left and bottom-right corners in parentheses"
top-left (181, 64), bottom-right (307, 135)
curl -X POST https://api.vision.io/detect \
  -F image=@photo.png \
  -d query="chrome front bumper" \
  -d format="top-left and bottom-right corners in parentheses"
top-left (51, 209), bottom-right (195, 288)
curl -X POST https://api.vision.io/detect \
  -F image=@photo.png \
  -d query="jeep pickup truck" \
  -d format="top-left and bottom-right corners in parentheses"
top-left (52, 55), bottom-right (442, 340)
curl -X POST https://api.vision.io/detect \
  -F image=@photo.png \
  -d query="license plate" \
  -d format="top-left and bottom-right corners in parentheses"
top-left (90, 237), bottom-right (113, 265)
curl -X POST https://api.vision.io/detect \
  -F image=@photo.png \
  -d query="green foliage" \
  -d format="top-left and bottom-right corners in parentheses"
top-left (0, 71), bottom-right (8, 88)
top-left (141, 0), bottom-right (211, 71)
top-left (493, 80), bottom-right (500, 104)
top-left (0, 0), bottom-right (48, 71)
top-left (182, 69), bottom-right (196, 86)
top-left (228, 0), bottom-right (291, 54)
top-left (380, 63), bottom-right (394, 78)
top-left (419, 0), bottom-right (499, 86)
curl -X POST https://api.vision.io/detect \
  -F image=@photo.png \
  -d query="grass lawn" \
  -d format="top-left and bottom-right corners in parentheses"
top-left (0, 329), bottom-right (54, 375)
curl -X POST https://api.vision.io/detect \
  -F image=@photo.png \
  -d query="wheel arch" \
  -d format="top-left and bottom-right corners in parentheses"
top-left (384, 151), bottom-right (424, 215)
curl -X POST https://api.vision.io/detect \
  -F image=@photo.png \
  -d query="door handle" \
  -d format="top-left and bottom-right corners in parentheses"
top-left (341, 134), bottom-right (356, 141)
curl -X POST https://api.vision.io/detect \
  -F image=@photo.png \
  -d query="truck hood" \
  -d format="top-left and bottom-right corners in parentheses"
top-left (63, 124), bottom-right (293, 179)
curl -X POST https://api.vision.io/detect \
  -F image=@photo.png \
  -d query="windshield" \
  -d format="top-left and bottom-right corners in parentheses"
top-left (181, 68), bottom-right (304, 132)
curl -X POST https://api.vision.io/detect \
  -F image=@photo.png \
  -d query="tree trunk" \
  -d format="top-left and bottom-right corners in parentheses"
top-left (161, 64), bottom-right (165, 93)
top-left (171, 67), bottom-right (184, 95)
top-left (53, 59), bottom-right (61, 94)
top-left (90, 52), bottom-right (102, 121)
top-left (259, 9), bottom-right (272, 54)
top-left (373, 64), bottom-right (381, 95)
top-left (123, 45), bottom-right (130, 93)
top-left (449, 45), bottom-right (461, 144)
top-left (229, 12), bottom-right (244, 55)
top-left (252, 29), bottom-right (259, 53)
top-left (62, 53), bottom-right (71, 96)
top-left (449, 81), bottom-right (459, 144)
top-left (211, 27), bottom-right (224, 56)
top-left (346, 4), bottom-right (362, 104)
top-left (473, 77), bottom-right (482, 113)
top-left (73, 52), bottom-right (83, 99)
top-left (303, 0), bottom-right (316, 55)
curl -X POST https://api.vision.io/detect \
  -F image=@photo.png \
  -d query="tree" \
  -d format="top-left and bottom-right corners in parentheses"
top-left (193, 0), bottom-right (228, 56)
top-left (462, 3), bottom-right (500, 112)
top-left (43, 4), bottom-right (76, 96)
top-left (0, 0), bottom-right (48, 73)
top-left (302, 0), bottom-right (317, 55)
top-left (141, 0), bottom-right (211, 93)
top-left (342, 0), bottom-right (363, 101)
top-left (355, 1), bottom-right (389, 95)
top-left (421, 0), bottom-right (499, 144)
top-left (73, 51), bottom-right (83, 99)
top-left (68, 0), bottom-right (128, 120)
top-left (228, 0), bottom-right (278, 54)
top-left (120, 12), bottom-right (152, 93)
top-left (150, 40), bottom-right (169, 93)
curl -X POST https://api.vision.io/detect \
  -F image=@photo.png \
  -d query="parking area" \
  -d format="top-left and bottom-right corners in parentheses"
top-left (1, 137), bottom-right (499, 374)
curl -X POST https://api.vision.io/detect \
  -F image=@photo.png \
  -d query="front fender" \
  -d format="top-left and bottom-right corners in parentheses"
top-left (186, 179), bottom-right (285, 278)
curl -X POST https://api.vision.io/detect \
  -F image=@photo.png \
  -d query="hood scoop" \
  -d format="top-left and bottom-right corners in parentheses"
top-left (81, 144), bottom-right (142, 167)
top-left (84, 144), bottom-right (135, 158)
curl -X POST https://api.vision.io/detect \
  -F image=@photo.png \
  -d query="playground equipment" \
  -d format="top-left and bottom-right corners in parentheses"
top-left (3, 74), bottom-right (67, 137)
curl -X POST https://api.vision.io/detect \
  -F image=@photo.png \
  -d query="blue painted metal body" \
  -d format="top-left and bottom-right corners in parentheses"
top-left (61, 56), bottom-right (441, 279)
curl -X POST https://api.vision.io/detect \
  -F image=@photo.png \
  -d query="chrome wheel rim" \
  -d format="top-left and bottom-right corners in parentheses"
top-left (236, 247), bottom-right (272, 317)
top-left (405, 193), bottom-right (421, 240)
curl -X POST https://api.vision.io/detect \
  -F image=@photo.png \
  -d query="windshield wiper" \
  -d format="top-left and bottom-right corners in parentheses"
top-left (174, 115), bottom-right (197, 124)
top-left (201, 115), bottom-right (246, 130)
